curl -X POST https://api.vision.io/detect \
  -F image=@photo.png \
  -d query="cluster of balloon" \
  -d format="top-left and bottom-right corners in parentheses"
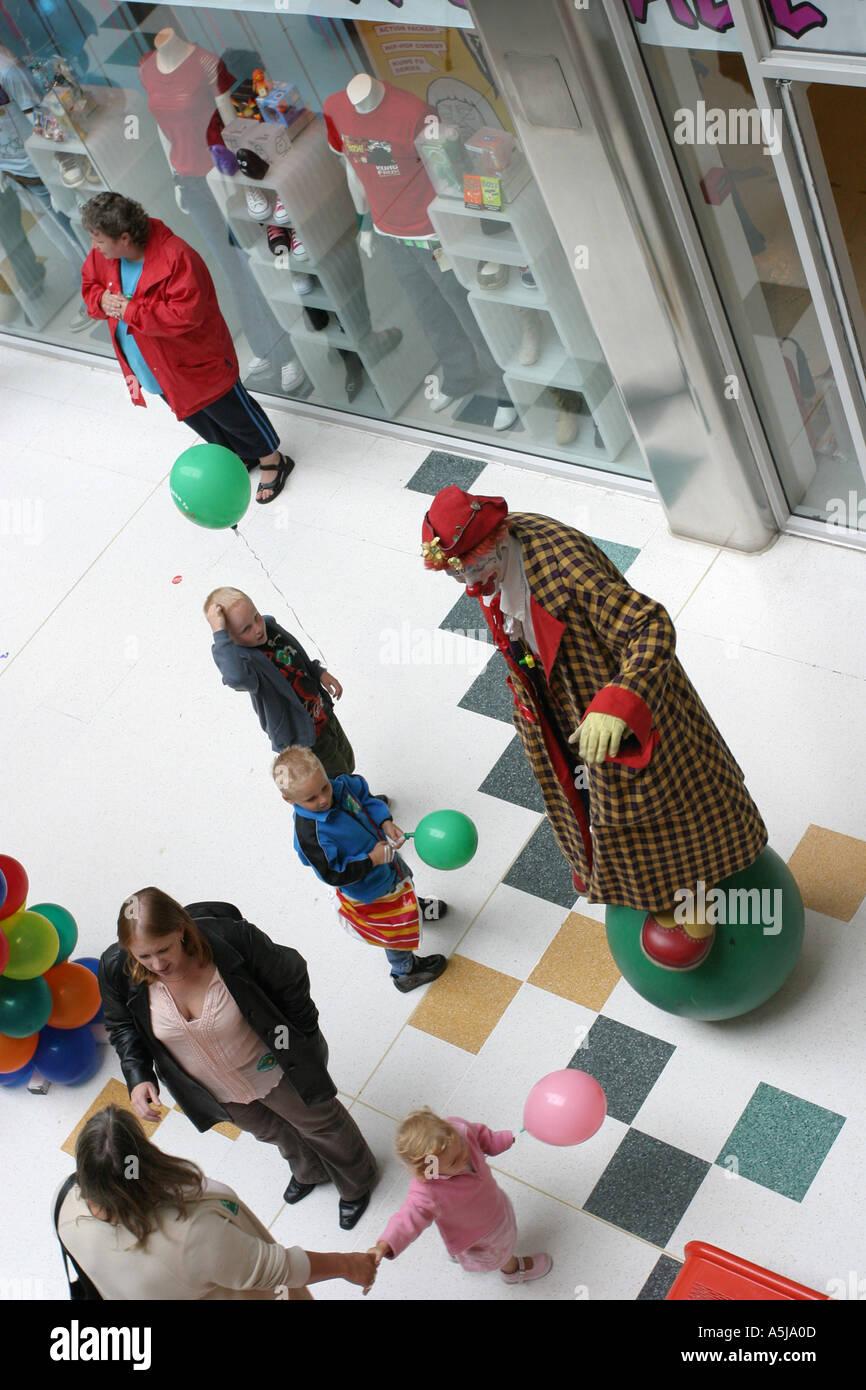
top-left (523, 1070), bottom-right (607, 1146)
top-left (0, 855), bottom-right (104, 1090)
top-left (170, 444), bottom-right (251, 530)
top-left (405, 810), bottom-right (478, 871)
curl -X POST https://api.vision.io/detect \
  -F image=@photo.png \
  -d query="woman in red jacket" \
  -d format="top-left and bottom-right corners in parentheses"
top-left (80, 192), bottom-right (293, 504)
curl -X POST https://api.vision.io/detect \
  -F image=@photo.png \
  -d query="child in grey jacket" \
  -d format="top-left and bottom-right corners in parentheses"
top-left (204, 586), bottom-right (356, 777)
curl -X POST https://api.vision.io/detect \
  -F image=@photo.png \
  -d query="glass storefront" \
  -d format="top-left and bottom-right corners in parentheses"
top-left (627, 0), bottom-right (866, 535)
top-left (0, 1), bottom-right (645, 481)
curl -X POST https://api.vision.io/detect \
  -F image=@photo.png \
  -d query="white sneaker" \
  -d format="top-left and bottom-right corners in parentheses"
top-left (245, 187), bottom-right (273, 221)
top-left (246, 355), bottom-right (270, 376)
top-left (272, 197), bottom-right (291, 225)
top-left (290, 229), bottom-right (308, 261)
top-left (290, 272), bottom-right (315, 294)
top-left (493, 404), bottom-right (518, 431)
top-left (518, 309), bottom-right (541, 366)
top-left (68, 301), bottom-right (93, 333)
top-left (281, 358), bottom-right (306, 392)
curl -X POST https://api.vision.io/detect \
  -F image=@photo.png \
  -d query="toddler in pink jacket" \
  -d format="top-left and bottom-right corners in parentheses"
top-left (369, 1108), bottom-right (551, 1284)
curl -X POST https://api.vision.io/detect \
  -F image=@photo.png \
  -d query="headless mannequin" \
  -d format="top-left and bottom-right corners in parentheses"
top-left (152, 29), bottom-right (235, 211)
top-left (332, 73), bottom-right (516, 428)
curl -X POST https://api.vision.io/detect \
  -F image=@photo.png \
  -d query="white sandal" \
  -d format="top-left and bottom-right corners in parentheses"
top-left (501, 1253), bottom-right (553, 1284)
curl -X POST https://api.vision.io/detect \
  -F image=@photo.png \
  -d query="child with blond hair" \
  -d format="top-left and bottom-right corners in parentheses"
top-left (274, 747), bottom-right (448, 993)
top-left (369, 1107), bottom-right (551, 1284)
top-left (204, 586), bottom-right (356, 776)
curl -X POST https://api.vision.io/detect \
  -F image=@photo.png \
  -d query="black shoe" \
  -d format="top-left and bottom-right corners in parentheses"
top-left (339, 1191), bottom-right (371, 1229)
top-left (284, 1177), bottom-right (316, 1204)
top-left (418, 898), bottom-right (447, 922)
top-left (304, 305), bottom-right (330, 332)
top-left (392, 954), bottom-right (447, 992)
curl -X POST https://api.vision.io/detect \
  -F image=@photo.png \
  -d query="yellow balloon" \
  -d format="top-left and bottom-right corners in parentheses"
top-left (2, 909), bottom-right (60, 981)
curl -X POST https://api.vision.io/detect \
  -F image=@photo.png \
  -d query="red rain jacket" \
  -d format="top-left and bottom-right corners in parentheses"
top-left (81, 218), bottom-right (238, 419)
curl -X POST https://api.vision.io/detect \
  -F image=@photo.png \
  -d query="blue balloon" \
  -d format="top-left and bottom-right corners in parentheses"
top-left (34, 1024), bottom-right (100, 1085)
top-left (0, 1058), bottom-right (36, 1087)
top-left (72, 956), bottom-right (104, 1023)
top-left (0, 867), bottom-right (7, 913)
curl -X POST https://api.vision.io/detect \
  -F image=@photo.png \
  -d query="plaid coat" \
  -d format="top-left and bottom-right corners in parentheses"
top-left (483, 514), bottom-right (767, 911)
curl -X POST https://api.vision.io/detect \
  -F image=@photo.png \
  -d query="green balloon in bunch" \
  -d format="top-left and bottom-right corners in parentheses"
top-left (0, 975), bottom-right (53, 1037)
top-left (31, 903), bottom-right (78, 966)
top-left (410, 810), bottom-right (478, 870)
top-left (170, 444), bottom-right (251, 529)
top-left (1, 908), bottom-right (60, 980)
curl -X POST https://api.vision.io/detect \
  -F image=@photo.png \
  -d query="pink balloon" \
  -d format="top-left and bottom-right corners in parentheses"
top-left (523, 1069), bottom-right (607, 1146)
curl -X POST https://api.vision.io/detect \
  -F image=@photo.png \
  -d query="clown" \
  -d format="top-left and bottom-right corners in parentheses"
top-left (421, 487), bottom-right (768, 970)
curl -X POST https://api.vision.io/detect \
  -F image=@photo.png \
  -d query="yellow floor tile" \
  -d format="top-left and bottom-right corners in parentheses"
top-left (529, 912), bottom-right (621, 1010)
top-left (409, 954), bottom-right (521, 1054)
top-left (787, 825), bottom-right (866, 922)
top-left (62, 1077), bottom-right (169, 1157)
top-left (172, 1104), bottom-right (241, 1141)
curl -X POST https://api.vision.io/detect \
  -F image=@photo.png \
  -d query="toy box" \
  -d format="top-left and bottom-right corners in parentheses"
top-left (256, 81), bottom-right (309, 130)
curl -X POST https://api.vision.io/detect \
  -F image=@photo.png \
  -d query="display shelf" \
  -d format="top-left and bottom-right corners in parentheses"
top-left (504, 369), bottom-right (632, 463)
top-left (211, 116), bottom-right (355, 265)
top-left (245, 226), bottom-right (373, 343)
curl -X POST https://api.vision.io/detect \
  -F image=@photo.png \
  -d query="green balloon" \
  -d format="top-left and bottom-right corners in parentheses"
top-left (605, 847), bottom-right (804, 1021)
top-left (31, 903), bottom-right (78, 966)
top-left (0, 974), bottom-right (53, 1036)
top-left (2, 909), bottom-right (60, 981)
top-left (170, 443), bottom-right (251, 529)
top-left (412, 810), bottom-right (478, 870)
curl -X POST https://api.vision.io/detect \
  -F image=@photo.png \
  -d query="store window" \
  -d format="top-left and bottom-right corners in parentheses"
top-left (627, 3), bottom-right (864, 529)
top-left (0, 1), bottom-right (641, 478)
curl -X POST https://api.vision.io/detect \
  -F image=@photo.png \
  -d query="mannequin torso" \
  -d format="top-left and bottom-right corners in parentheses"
top-left (153, 27), bottom-right (194, 74)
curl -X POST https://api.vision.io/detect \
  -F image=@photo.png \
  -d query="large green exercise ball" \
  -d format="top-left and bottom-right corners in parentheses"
top-left (170, 444), bottom-right (251, 529)
top-left (605, 847), bottom-right (804, 1021)
top-left (412, 810), bottom-right (478, 870)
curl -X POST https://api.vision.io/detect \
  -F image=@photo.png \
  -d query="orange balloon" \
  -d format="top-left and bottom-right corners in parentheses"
top-left (0, 1030), bottom-right (38, 1073)
top-left (44, 961), bottom-right (102, 1029)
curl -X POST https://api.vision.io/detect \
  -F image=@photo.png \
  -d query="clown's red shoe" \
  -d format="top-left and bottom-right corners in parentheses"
top-left (640, 912), bottom-right (715, 971)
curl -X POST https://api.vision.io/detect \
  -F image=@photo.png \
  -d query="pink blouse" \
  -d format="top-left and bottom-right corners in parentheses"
top-left (149, 967), bottom-right (282, 1104)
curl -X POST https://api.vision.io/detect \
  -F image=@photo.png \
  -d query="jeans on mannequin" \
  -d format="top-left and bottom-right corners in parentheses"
top-left (379, 234), bottom-right (507, 400)
top-left (0, 178), bottom-right (43, 293)
top-left (18, 181), bottom-right (84, 267)
top-left (175, 174), bottom-right (295, 366)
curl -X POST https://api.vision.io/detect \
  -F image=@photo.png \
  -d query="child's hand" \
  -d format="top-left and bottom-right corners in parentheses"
top-left (382, 819), bottom-right (405, 848)
top-left (320, 670), bottom-right (342, 700)
top-left (206, 602), bottom-right (227, 633)
top-left (367, 1242), bottom-right (392, 1268)
top-left (369, 842), bottom-right (394, 866)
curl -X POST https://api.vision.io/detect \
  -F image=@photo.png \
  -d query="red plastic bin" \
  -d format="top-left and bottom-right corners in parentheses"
top-left (666, 1242), bottom-right (829, 1301)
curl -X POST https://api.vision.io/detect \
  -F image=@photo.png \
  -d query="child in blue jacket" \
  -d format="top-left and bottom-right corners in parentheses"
top-left (275, 747), bottom-right (448, 994)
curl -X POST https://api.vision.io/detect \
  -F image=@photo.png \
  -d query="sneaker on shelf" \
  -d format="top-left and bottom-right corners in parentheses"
top-left (556, 405), bottom-right (580, 446)
top-left (246, 187), bottom-right (273, 222)
top-left (83, 161), bottom-right (101, 186)
top-left (266, 224), bottom-right (291, 256)
top-left (57, 153), bottom-right (85, 187)
top-left (476, 260), bottom-right (508, 290)
top-left (290, 271), bottom-right (315, 294)
top-left (303, 306), bottom-right (330, 331)
top-left (281, 358), bottom-right (307, 392)
top-left (67, 300), bottom-right (93, 333)
top-left (520, 265), bottom-right (537, 289)
top-left (272, 197), bottom-right (291, 225)
top-left (245, 355), bottom-right (271, 377)
top-left (289, 229), bottom-right (308, 261)
top-left (493, 403), bottom-right (518, 431)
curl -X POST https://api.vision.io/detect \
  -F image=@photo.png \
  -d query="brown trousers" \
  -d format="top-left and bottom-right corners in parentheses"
top-left (224, 1072), bottom-right (377, 1200)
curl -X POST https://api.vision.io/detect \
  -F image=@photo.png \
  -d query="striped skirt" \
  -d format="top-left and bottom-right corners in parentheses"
top-left (335, 878), bottom-right (421, 951)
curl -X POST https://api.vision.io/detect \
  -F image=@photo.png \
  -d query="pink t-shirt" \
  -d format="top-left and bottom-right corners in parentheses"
top-left (323, 85), bottom-right (436, 238)
top-left (139, 46), bottom-right (234, 177)
top-left (149, 967), bottom-right (282, 1104)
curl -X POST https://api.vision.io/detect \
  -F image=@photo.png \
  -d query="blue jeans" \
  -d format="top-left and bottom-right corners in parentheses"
top-left (385, 949), bottom-right (416, 977)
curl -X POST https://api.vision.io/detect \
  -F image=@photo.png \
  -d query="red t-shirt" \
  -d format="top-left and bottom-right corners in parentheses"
top-left (323, 85), bottom-right (437, 238)
top-left (139, 46), bottom-right (234, 177)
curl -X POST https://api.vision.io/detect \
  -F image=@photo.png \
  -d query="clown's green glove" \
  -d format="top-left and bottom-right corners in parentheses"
top-left (569, 712), bottom-right (630, 764)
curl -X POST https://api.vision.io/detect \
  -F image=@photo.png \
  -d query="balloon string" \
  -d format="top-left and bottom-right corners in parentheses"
top-left (231, 526), bottom-right (327, 665)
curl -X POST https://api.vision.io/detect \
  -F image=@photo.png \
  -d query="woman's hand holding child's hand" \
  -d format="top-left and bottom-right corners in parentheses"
top-left (367, 1241), bottom-right (391, 1269)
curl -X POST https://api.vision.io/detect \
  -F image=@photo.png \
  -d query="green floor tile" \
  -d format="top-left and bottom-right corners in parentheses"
top-left (716, 1083), bottom-right (845, 1201)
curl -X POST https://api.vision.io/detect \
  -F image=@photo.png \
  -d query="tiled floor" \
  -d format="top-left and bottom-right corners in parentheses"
top-left (1, 340), bottom-right (865, 1303)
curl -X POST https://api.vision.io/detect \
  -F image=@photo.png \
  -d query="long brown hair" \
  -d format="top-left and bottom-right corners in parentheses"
top-left (117, 886), bottom-right (212, 985)
top-left (75, 1105), bottom-right (205, 1247)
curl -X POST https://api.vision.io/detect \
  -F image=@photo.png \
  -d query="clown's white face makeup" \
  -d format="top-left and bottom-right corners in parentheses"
top-left (449, 541), bottom-right (508, 597)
